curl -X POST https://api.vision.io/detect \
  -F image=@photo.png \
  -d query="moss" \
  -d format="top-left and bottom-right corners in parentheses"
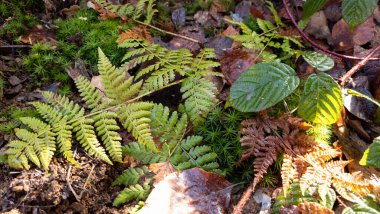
top-left (184, 0), bottom-right (213, 16)
top-left (0, 105), bottom-right (39, 135)
top-left (195, 106), bottom-right (253, 181)
top-left (0, 0), bottom-right (43, 40)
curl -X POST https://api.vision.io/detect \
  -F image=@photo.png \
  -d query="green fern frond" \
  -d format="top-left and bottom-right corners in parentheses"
top-left (181, 76), bottom-right (218, 127)
top-left (31, 102), bottom-right (78, 166)
top-left (123, 142), bottom-right (165, 164)
top-left (6, 140), bottom-right (37, 169)
top-left (98, 48), bottom-right (142, 105)
top-left (113, 180), bottom-right (152, 206)
top-left (72, 117), bottom-right (112, 164)
top-left (75, 75), bottom-right (105, 110)
top-left (42, 91), bottom-right (84, 120)
top-left (118, 102), bottom-right (157, 152)
top-left (150, 104), bottom-right (187, 147)
top-left (112, 166), bottom-right (149, 186)
top-left (13, 127), bottom-right (55, 170)
top-left (94, 0), bottom-right (148, 20)
top-left (93, 111), bottom-right (122, 162)
top-left (170, 135), bottom-right (220, 172)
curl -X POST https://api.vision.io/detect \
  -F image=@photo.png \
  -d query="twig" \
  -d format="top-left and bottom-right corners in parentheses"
top-left (339, 45), bottom-right (380, 85)
top-left (232, 182), bottom-right (256, 214)
top-left (282, 0), bottom-right (380, 61)
top-left (66, 161), bottom-right (96, 201)
top-left (130, 19), bottom-right (200, 44)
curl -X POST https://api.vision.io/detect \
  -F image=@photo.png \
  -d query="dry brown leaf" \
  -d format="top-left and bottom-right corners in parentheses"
top-left (138, 168), bottom-right (232, 214)
top-left (149, 161), bottom-right (175, 185)
top-left (220, 49), bottom-right (256, 84)
top-left (297, 202), bottom-right (334, 214)
top-left (20, 25), bottom-right (57, 45)
top-left (118, 26), bottom-right (153, 45)
top-left (332, 19), bottom-right (354, 51)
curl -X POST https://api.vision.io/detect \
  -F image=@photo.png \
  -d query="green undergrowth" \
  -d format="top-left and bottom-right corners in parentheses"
top-left (0, 0), bottom-right (43, 40)
top-left (0, 105), bottom-right (39, 136)
top-left (195, 106), bottom-right (252, 180)
top-left (23, 9), bottom-right (129, 87)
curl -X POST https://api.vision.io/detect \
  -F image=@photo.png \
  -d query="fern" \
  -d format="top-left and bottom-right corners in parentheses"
top-left (118, 35), bottom-right (220, 126)
top-left (228, 8), bottom-right (303, 62)
top-left (93, 0), bottom-right (156, 22)
top-left (112, 166), bottom-right (149, 186)
top-left (113, 180), bottom-right (152, 206)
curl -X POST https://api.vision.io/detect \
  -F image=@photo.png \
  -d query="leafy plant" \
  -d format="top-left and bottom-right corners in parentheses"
top-left (302, 0), bottom-right (378, 29)
top-left (228, 4), bottom-right (303, 62)
top-left (302, 51), bottom-right (334, 72)
top-left (0, 0), bottom-right (43, 39)
top-left (230, 60), bottom-right (342, 125)
top-left (360, 136), bottom-right (380, 168)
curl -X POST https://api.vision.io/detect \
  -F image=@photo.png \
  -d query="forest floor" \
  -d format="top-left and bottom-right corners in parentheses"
top-left (1, 0), bottom-right (380, 213)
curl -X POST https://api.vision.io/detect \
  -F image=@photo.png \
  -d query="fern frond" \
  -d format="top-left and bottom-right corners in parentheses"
top-left (170, 136), bottom-right (220, 172)
top-left (98, 48), bottom-right (142, 105)
top-left (6, 140), bottom-right (37, 169)
top-left (14, 127), bottom-right (55, 170)
top-left (75, 75), bottom-right (105, 110)
top-left (112, 166), bottom-right (149, 186)
top-left (123, 142), bottom-right (165, 164)
top-left (332, 172), bottom-right (374, 197)
top-left (93, 111), bottom-right (122, 162)
top-left (298, 202), bottom-right (334, 214)
top-left (113, 181), bottom-right (151, 206)
top-left (42, 91), bottom-right (84, 120)
top-left (32, 102), bottom-right (78, 166)
top-left (281, 153), bottom-right (295, 196)
top-left (94, 0), bottom-right (148, 20)
top-left (72, 117), bottom-right (112, 164)
top-left (118, 102), bottom-right (157, 152)
top-left (150, 104), bottom-right (187, 147)
top-left (181, 76), bottom-right (217, 126)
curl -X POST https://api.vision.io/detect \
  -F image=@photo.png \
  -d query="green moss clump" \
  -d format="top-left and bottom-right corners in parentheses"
top-left (184, 0), bottom-right (213, 16)
top-left (0, 0), bottom-right (43, 40)
top-left (195, 106), bottom-right (252, 181)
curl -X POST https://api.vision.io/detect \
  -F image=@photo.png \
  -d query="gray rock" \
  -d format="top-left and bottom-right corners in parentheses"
top-left (8, 75), bottom-right (22, 86)
top-left (194, 11), bottom-right (210, 25)
top-left (205, 36), bottom-right (233, 56)
top-left (234, 1), bottom-right (252, 21)
top-left (171, 7), bottom-right (186, 29)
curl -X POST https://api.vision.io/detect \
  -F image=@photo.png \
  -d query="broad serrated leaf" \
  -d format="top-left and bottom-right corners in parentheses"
top-left (342, 0), bottom-right (377, 29)
top-left (302, 0), bottom-right (329, 20)
top-left (230, 62), bottom-right (300, 112)
top-left (360, 136), bottom-right (380, 168)
top-left (298, 73), bottom-right (342, 124)
top-left (302, 51), bottom-right (334, 71)
top-left (342, 197), bottom-right (380, 214)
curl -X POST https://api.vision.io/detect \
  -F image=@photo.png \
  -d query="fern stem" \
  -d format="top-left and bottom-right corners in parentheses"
top-left (282, 0), bottom-right (380, 61)
top-left (132, 19), bottom-right (200, 44)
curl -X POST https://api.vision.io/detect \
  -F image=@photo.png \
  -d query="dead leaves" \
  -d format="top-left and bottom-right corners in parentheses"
top-left (298, 202), bottom-right (334, 214)
top-left (118, 26), bottom-right (153, 45)
top-left (138, 168), bottom-right (232, 214)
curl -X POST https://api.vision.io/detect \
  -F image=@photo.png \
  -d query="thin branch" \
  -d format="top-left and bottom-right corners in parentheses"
top-left (282, 0), bottom-right (380, 61)
top-left (339, 45), bottom-right (380, 85)
top-left (130, 19), bottom-right (200, 44)
top-left (232, 182), bottom-right (256, 214)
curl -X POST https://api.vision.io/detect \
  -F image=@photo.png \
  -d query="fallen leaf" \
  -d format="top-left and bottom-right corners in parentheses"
top-left (332, 19), bottom-right (354, 51)
top-left (343, 86), bottom-right (376, 122)
top-left (220, 49), bottom-right (256, 84)
top-left (305, 11), bottom-right (332, 45)
top-left (59, 5), bottom-right (81, 18)
top-left (118, 26), bottom-right (153, 45)
top-left (138, 168), bottom-right (232, 214)
top-left (353, 17), bottom-right (375, 46)
top-left (20, 25), bottom-right (57, 45)
top-left (149, 162), bottom-right (175, 185)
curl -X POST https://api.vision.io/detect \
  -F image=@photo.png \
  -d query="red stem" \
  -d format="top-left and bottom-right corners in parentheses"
top-left (282, 0), bottom-right (380, 61)
top-left (339, 45), bottom-right (380, 85)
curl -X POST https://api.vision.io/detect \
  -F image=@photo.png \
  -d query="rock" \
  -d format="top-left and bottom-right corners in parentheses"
top-left (205, 36), bottom-right (233, 56)
top-left (171, 7), bottom-right (186, 29)
top-left (305, 11), bottom-right (332, 45)
top-left (234, 1), bottom-right (252, 21)
top-left (8, 76), bottom-right (22, 86)
top-left (194, 11), bottom-right (210, 25)
top-left (5, 84), bottom-right (22, 95)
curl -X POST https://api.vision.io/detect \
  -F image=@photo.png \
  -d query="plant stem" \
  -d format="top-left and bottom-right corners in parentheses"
top-left (282, 0), bottom-right (380, 61)
top-left (339, 45), bottom-right (380, 85)
top-left (131, 19), bottom-right (200, 44)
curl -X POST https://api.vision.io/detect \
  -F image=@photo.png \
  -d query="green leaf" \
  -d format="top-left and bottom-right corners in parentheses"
top-left (302, 0), bottom-right (329, 20)
top-left (360, 136), bottom-right (380, 168)
top-left (342, 0), bottom-right (377, 29)
top-left (298, 73), bottom-right (342, 124)
top-left (230, 62), bottom-right (300, 112)
top-left (302, 51), bottom-right (334, 71)
top-left (342, 197), bottom-right (380, 214)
